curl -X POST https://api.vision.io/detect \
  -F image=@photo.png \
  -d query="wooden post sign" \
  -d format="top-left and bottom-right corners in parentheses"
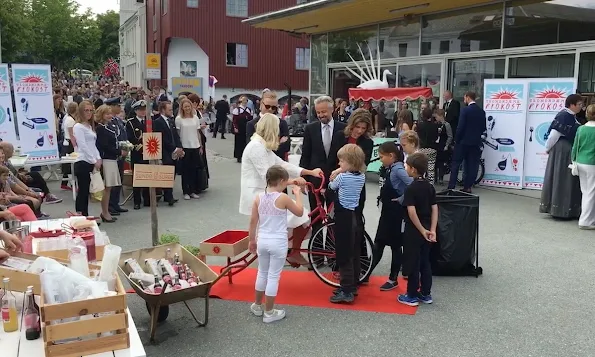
top-left (132, 164), bottom-right (175, 188)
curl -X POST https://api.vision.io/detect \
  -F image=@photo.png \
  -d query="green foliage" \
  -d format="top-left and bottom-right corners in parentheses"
top-left (0, 0), bottom-right (120, 70)
top-left (159, 233), bottom-right (201, 256)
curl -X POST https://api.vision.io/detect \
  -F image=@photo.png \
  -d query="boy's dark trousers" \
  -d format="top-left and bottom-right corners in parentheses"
top-left (370, 206), bottom-right (404, 281)
top-left (404, 228), bottom-right (432, 297)
top-left (334, 204), bottom-right (361, 293)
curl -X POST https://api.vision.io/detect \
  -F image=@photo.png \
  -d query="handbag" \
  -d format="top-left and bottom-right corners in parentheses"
top-left (89, 170), bottom-right (104, 201)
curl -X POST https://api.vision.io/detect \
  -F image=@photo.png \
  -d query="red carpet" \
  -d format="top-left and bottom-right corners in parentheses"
top-left (209, 266), bottom-right (417, 315)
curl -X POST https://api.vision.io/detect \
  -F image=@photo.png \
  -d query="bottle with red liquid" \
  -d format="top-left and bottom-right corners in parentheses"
top-left (172, 274), bottom-right (182, 291)
top-left (24, 287), bottom-right (40, 340)
top-left (160, 262), bottom-right (171, 284)
top-left (152, 275), bottom-right (163, 294)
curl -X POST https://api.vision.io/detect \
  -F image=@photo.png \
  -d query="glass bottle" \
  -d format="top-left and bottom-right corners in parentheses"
top-left (172, 274), bottom-right (181, 291)
top-left (152, 275), bottom-right (163, 294)
top-left (165, 248), bottom-right (173, 264)
top-left (24, 287), bottom-right (40, 340)
top-left (1, 278), bottom-right (18, 332)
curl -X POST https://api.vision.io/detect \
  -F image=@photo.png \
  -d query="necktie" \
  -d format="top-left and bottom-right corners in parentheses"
top-left (323, 124), bottom-right (331, 157)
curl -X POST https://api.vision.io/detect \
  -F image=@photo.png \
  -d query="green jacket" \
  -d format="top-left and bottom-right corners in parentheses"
top-left (572, 123), bottom-right (595, 165)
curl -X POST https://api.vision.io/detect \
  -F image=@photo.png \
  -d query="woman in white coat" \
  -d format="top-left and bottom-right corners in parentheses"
top-left (240, 113), bottom-right (322, 266)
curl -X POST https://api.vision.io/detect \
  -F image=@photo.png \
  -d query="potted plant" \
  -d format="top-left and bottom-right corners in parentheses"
top-left (159, 233), bottom-right (205, 262)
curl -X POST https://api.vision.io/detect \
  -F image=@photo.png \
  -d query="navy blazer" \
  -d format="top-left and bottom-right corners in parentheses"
top-left (455, 103), bottom-right (486, 146)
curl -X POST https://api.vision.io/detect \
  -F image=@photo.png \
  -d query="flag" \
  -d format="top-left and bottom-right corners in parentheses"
top-left (103, 58), bottom-right (120, 77)
top-left (209, 75), bottom-right (218, 87)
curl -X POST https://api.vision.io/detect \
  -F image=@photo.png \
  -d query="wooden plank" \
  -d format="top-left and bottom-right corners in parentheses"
top-left (41, 294), bottom-right (126, 321)
top-left (113, 310), bottom-right (146, 357)
top-left (84, 352), bottom-right (115, 357)
top-left (0, 293), bottom-right (23, 357)
top-left (44, 314), bottom-right (127, 341)
top-left (45, 333), bottom-right (129, 357)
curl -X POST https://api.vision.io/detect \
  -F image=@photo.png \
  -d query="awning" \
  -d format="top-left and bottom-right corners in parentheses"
top-left (349, 87), bottom-right (434, 101)
top-left (243, 0), bottom-right (504, 34)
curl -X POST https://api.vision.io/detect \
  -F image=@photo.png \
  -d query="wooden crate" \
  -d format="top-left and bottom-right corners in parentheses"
top-left (199, 230), bottom-right (249, 257)
top-left (37, 245), bottom-right (105, 262)
top-left (40, 274), bottom-right (130, 357)
top-left (0, 251), bottom-right (43, 294)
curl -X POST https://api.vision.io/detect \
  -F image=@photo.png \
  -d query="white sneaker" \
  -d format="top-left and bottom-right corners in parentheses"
top-left (263, 309), bottom-right (286, 323)
top-left (250, 303), bottom-right (263, 316)
top-left (183, 194), bottom-right (191, 200)
top-left (191, 193), bottom-right (200, 199)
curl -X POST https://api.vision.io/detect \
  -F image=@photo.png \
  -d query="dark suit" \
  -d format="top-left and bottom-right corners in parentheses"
top-left (246, 117), bottom-right (291, 160)
top-left (444, 99), bottom-right (461, 137)
top-left (153, 115), bottom-right (182, 203)
top-left (300, 120), bottom-right (347, 235)
top-left (448, 102), bottom-right (486, 190)
top-left (126, 117), bottom-right (149, 206)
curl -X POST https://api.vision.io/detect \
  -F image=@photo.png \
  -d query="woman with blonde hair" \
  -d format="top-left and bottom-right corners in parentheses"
top-left (60, 101), bottom-right (78, 189)
top-left (72, 100), bottom-right (102, 217)
top-left (240, 113), bottom-right (323, 268)
top-left (95, 104), bottom-right (121, 223)
top-left (187, 94), bottom-right (210, 186)
top-left (175, 98), bottom-right (204, 199)
top-left (572, 104), bottom-right (595, 229)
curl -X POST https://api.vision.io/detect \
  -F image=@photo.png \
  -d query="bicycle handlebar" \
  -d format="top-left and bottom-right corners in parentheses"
top-left (305, 174), bottom-right (326, 193)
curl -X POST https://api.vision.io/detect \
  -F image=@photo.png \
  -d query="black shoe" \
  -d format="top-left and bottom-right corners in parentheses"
top-left (221, 136), bottom-right (226, 139)
top-left (333, 287), bottom-right (358, 297)
top-left (330, 290), bottom-right (355, 304)
top-left (134, 204), bottom-right (141, 210)
top-left (115, 207), bottom-right (128, 213)
top-left (100, 214), bottom-right (117, 223)
top-left (379, 281), bottom-right (398, 291)
top-left (168, 199), bottom-right (179, 206)
top-left (108, 211), bottom-right (121, 216)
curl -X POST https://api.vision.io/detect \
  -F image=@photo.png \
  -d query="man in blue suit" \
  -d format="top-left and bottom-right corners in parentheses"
top-left (447, 91), bottom-right (486, 193)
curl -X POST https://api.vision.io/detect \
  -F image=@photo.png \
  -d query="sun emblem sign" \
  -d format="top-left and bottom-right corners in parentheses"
top-left (143, 133), bottom-right (163, 161)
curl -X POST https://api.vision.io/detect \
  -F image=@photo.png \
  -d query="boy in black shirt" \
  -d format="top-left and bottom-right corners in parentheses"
top-left (398, 152), bottom-right (438, 307)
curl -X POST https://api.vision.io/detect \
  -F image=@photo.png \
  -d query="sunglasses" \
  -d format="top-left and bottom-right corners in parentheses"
top-left (264, 105), bottom-right (278, 112)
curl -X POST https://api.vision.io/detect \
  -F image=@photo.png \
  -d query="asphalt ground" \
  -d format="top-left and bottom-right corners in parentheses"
top-left (39, 136), bottom-right (595, 357)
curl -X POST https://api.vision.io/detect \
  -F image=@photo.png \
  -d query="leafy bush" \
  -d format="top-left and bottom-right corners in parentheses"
top-left (159, 233), bottom-right (200, 256)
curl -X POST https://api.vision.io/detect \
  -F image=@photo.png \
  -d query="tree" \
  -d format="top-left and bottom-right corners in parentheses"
top-left (0, 0), bottom-right (33, 63)
top-left (96, 11), bottom-right (120, 62)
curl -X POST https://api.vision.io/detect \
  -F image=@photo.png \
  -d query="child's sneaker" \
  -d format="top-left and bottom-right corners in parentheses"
top-left (263, 309), bottom-right (286, 323)
top-left (44, 194), bottom-right (62, 204)
top-left (417, 293), bottom-right (433, 304)
top-left (60, 184), bottom-right (71, 191)
top-left (379, 280), bottom-right (398, 291)
top-left (330, 290), bottom-right (354, 304)
top-left (397, 294), bottom-right (419, 306)
top-left (333, 287), bottom-right (358, 296)
top-left (249, 303), bottom-right (263, 316)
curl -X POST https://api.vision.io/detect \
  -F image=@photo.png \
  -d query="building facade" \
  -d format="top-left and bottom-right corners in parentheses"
top-left (119, 0), bottom-right (148, 87)
top-left (145, 0), bottom-right (310, 100)
top-left (246, 0), bottom-right (595, 109)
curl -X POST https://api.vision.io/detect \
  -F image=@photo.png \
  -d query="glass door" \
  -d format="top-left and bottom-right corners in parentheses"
top-left (448, 58), bottom-right (505, 108)
top-left (578, 51), bottom-right (595, 94)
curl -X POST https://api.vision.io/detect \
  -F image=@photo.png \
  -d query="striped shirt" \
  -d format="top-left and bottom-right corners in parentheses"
top-left (329, 172), bottom-right (365, 210)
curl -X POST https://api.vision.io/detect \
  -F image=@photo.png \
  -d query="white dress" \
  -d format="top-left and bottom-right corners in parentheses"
top-left (239, 135), bottom-right (310, 228)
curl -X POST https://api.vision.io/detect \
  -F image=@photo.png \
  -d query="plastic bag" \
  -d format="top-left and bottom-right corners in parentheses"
top-left (569, 162), bottom-right (579, 176)
top-left (90, 170), bottom-right (104, 201)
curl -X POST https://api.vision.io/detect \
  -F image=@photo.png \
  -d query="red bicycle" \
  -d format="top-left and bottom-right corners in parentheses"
top-left (304, 176), bottom-right (374, 287)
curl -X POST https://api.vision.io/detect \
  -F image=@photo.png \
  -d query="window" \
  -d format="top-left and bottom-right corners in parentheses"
top-left (161, 0), bottom-right (167, 14)
top-left (226, 0), bottom-right (248, 18)
top-left (187, 0), bottom-right (198, 7)
top-left (328, 26), bottom-right (378, 63)
top-left (379, 19), bottom-right (420, 59)
top-left (439, 41), bottom-right (449, 54)
top-left (508, 54), bottom-right (575, 79)
top-left (226, 43), bottom-right (248, 67)
top-left (295, 48), bottom-right (310, 70)
top-left (398, 44), bottom-right (408, 57)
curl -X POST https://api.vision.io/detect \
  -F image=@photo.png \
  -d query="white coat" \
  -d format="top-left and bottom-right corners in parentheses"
top-left (239, 135), bottom-right (304, 220)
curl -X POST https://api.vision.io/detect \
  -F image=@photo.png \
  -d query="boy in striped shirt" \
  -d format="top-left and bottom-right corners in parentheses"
top-left (328, 144), bottom-right (366, 303)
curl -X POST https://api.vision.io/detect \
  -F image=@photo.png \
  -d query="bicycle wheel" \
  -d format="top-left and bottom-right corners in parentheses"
top-left (307, 221), bottom-right (374, 287)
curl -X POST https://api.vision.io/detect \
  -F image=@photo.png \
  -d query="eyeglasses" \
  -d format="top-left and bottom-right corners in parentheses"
top-left (84, 109), bottom-right (94, 113)
top-left (264, 105), bottom-right (278, 112)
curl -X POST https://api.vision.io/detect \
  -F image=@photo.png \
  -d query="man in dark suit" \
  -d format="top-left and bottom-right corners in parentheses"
top-left (447, 91), bottom-right (486, 193)
top-left (152, 101), bottom-right (183, 206)
top-left (300, 95), bottom-right (347, 229)
top-left (213, 95), bottom-right (230, 139)
top-left (246, 90), bottom-right (290, 160)
top-left (443, 90), bottom-right (461, 137)
top-left (126, 100), bottom-right (150, 209)
top-left (105, 97), bottom-right (129, 215)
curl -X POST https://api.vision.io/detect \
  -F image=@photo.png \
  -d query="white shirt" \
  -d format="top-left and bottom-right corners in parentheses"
top-left (175, 115), bottom-right (201, 149)
top-left (62, 114), bottom-right (76, 143)
top-left (232, 105), bottom-right (251, 116)
top-left (73, 123), bottom-right (101, 164)
top-left (239, 135), bottom-right (303, 215)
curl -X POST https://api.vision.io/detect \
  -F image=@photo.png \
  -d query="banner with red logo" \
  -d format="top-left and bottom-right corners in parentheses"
top-left (0, 65), bottom-right (18, 145)
top-left (11, 64), bottom-right (59, 161)
top-left (523, 79), bottom-right (577, 190)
